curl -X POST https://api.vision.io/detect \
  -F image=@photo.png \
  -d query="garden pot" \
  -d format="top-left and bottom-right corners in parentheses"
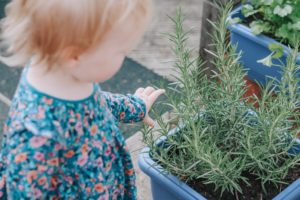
top-left (243, 77), bottom-right (261, 108)
top-left (288, 138), bottom-right (300, 155)
top-left (138, 127), bottom-right (300, 200)
top-left (227, 5), bottom-right (300, 86)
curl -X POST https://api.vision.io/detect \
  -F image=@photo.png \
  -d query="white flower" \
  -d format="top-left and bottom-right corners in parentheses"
top-left (274, 5), bottom-right (293, 17)
top-left (257, 53), bottom-right (274, 67)
top-left (291, 21), bottom-right (300, 30)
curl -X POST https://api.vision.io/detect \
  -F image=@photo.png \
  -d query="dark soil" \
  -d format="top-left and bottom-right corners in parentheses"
top-left (187, 166), bottom-right (300, 200)
top-left (153, 135), bottom-right (300, 200)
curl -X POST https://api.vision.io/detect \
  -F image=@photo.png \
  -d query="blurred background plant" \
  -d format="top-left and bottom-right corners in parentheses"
top-left (241, 0), bottom-right (300, 47)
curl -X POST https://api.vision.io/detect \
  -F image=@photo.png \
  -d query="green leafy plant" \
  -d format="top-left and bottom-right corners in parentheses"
top-left (241, 0), bottom-right (300, 48)
top-left (142, 2), bottom-right (300, 199)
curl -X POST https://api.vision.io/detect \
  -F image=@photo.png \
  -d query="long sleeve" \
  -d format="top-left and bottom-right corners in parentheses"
top-left (102, 92), bottom-right (146, 123)
top-left (5, 129), bottom-right (61, 199)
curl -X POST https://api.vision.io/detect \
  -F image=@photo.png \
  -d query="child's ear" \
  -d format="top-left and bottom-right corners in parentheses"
top-left (61, 46), bottom-right (82, 68)
top-left (61, 46), bottom-right (81, 62)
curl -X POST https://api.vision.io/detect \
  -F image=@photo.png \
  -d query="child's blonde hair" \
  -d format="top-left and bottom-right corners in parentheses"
top-left (0, 0), bottom-right (152, 68)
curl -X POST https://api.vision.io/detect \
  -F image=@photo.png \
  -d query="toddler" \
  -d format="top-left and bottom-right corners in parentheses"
top-left (0, 0), bottom-right (165, 199)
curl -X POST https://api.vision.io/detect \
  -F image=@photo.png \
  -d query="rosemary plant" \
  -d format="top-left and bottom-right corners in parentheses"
top-left (142, 1), bottom-right (300, 199)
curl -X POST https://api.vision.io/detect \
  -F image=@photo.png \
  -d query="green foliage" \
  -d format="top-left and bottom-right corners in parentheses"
top-left (241, 0), bottom-right (300, 47)
top-left (141, 1), bottom-right (300, 198)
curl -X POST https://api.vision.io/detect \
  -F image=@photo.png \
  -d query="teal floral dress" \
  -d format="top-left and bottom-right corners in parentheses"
top-left (0, 70), bottom-right (146, 199)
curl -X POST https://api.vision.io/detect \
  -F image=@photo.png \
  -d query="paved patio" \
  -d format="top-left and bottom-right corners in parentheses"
top-left (0, 0), bottom-right (204, 199)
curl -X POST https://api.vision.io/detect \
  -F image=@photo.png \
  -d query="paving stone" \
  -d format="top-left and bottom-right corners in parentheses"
top-left (0, 63), bottom-right (22, 99)
top-left (101, 58), bottom-right (169, 95)
top-left (0, 100), bottom-right (9, 141)
top-left (0, 1), bottom-right (8, 19)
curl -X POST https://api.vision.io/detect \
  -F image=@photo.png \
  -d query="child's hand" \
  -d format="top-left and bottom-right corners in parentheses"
top-left (134, 87), bottom-right (165, 127)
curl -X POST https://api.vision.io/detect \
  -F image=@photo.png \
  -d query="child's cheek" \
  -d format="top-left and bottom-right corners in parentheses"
top-left (98, 57), bottom-right (124, 82)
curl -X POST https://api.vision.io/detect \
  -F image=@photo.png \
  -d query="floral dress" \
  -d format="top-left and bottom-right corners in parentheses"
top-left (0, 70), bottom-right (146, 199)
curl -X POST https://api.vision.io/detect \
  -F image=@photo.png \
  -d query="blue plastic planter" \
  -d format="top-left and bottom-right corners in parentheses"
top-left (227, 6), bottom-right (300, 86)
top-left (138, 146), bottom-right (206, 200)
top-left (288, 138), bottom-right (300, 155)
top-left (138, 129), bottom-right (206, 200)
top-left (138, 128), bottom-right (300, 200)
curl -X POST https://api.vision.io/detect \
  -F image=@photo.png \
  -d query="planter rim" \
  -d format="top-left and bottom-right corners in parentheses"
top-left (138, 127), bottom-right (206, 200)
top-left (273, 178), bottom-right (300, 200)
top-left (227, 5), bottom-right (300, 63)
top-left (138, 147), bottom-right (206, 200)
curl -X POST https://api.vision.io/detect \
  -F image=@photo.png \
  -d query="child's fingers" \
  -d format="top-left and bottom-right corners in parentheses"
top-left (143, 116), bottom-right (155, 128)
top-left (149, 89), bottom-right (165, 102)
top-left (135, 87), bottom-right (144, 95)
top-left (144, 87), bottom-right (155, 95)
top-left (142, 89), bottom-right (165, 127)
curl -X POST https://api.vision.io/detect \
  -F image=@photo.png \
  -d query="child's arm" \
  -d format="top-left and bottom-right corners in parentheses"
top-left (102, 87), bottom-right (165, 126)
top-left (5, 130), bottom-right (60, 199)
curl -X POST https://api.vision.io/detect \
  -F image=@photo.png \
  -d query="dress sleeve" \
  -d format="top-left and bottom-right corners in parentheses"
top-left (102, 92), bottom-right (147, 123)
top-left (5, 129), bottom-right (61, 199)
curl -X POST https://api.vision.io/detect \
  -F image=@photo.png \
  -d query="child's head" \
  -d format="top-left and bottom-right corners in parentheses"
top-left (0, 0), bottom-right (152, 82)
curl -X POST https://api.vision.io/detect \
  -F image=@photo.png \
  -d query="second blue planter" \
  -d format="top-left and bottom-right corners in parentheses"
top-left (228, 6), bottom-right (300, 86)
